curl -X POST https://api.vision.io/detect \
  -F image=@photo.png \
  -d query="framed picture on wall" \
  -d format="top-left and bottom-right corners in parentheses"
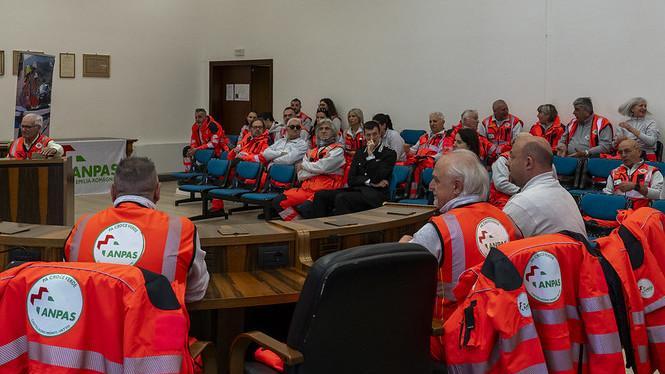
top-left (59, 53), bottom-right (75, 78)
top-left (0, 50), bottom-right (4, 76)
top-left (82, 54), bottom-right (110, 78)
top-left (13, 50), bottom-right (44, 75)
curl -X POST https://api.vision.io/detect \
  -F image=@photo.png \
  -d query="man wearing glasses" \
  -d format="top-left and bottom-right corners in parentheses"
top-left (8, 113), bottom-right (63, 159)
top-left (260, 118), bottom-right (308, 166)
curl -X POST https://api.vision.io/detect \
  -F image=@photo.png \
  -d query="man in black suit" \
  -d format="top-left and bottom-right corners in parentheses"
top-left (311, 121), bottom-right (397, 217)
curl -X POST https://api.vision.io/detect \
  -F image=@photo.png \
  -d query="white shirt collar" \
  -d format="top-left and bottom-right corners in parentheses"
top-left (113, 195), bottom-right (157, 209)
top-left (623, 160), bottom-right (645, 174)
top-left (440, 194), bottom-right (482, 213)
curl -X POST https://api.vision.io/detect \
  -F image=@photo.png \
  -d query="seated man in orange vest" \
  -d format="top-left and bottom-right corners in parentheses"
top-left (446, 109), bottom-right (499, 165)
top-left (7, 113), bottom-right (63, 159)
top-left (227, 119), bottom-right (270, 164)
top-left (183, 108), bottom-right (227, 171)
top-left (479, 99), bottom-right (524, 153)
top-left (603, 139), bottom-right (662, 209)
top-left (556, 97), bottom-right (613, 158)
top-left (64, 157), bottom-right (209, 304)
top-left (272, 119), bottom-right (345, 221)
top-left (399, 149), bottom-right (519, 361)
top-left (406, 112), bottom-right (447, 197)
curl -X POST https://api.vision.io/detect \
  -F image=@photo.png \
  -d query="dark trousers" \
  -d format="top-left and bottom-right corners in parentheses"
top-left (312, 189), bottom-right (378, 218)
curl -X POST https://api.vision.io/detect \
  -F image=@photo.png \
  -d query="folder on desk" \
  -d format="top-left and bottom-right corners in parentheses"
top-left (323, 218), bottom-right (358, 227)
top-left (0, 222), bottom-right (32, 235)
top-left (218, 225), bottom-right (250, 236)
top-left (386, 210), bottom-right (417, 216)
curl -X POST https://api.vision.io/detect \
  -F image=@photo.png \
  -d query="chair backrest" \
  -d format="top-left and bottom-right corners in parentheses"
top-left (235, 161), bottom-right (262, 180)
top-left (421, 167), bottom-right (434, 186)
top-left (194, 149), bottom-right (214, 164)
top-left (285, 243), bottom-right (437, 374)
top-left (400, 129), bottom-right (426, 145)
top-left (580, 194), bottom-right (628, 221)
top-left (651, 200), bottom-right (665, 214)
top-left (389, 165), bottom-right (412, 201)
top-left (586, 158), bottom-right (622, 179)
top-left (646, 161), bottom-right (665, 172)
top-left (218, 150), bottom-right (228, 160)
top-left (207, 159), bottom-right (230, 178)
top-left (657, 140), bottom-right (663, 162)
top-left (553, 156), bottom-right (579, 176)
top-left (227, 135), bottom-right (239, 147)
top-left (268, 164), bottom-right (295, 185)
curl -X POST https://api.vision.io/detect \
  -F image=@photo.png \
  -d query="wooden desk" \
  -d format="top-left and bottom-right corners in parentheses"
top-left (0, 222), bottom-right (71, 268)
top-left (0, 138), bottom-right (137, 158)
top-left (0, 157), bottom-right (74, 225)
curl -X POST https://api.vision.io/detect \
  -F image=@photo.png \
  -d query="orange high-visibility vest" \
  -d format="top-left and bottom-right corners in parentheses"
top-left (489, 233), bottom-right (625, 373)
top-left (609, 162), bottom-right (659, 209)
top-left (530, 116), bottom-right (565, 152)
top-left (444, 251), bottom-right (547, 373)
top-left (0, 262), bottom-right (193, 373)
top-left (565, 114), bottom-right (613, 148)
top-left (190, 115), bottom-right (228, 156)
top-left (64, 201), bottom-right (196, 305)
top-left (343, 127), bottom-right (365, 162)
top-left (301, 143), bottom-right (345, 191)
top-left (481, 114), bottom-right (523, 150)
top-left (414, 132), bottom-right (446, 160)
top-left (489, 152), bottom-right (512, 208)
top-left (8, 134), bottom-right (53, 160)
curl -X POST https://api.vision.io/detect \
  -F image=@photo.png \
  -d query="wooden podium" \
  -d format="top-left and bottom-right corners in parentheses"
top-left (0, 157), bottom-right (74, 225)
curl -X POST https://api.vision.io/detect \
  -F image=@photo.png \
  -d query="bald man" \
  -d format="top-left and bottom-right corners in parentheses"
top-left (603, 139), bottom-right (663, 208)
top-left (504, 135), bottom-right (586, 237)
top-left (479, 99), bottom-right (523, 153)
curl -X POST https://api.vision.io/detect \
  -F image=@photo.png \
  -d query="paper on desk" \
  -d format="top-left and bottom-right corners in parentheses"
top-left (218, 225), bottom-right (250, 236)
top-left (0, 222), bottom-right (32, 235)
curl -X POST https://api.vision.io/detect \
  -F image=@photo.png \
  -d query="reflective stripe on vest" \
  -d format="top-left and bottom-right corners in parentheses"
top-left (500, 323), bottom-right (538, 353)
top-left (637, 344), bottom-right (649, 363)
top-left (161, 215), bottom-right (183, 282)
top-left (532, 305), bottom-right (580, 324)
top-left (645, 296), bottom-right (665, 313)
top-left (648, 325), bottom-right (665, 343)
top-left (442, 214), bottom-right (465, 302)
top-left (633, 311), bottom-right (645, 325)
top-left (587, 332), bottom-right (622, 354)
top-left (0, 337), bottom-right (183, 373)
top-left (447, 344), bottom-right (499, 373)
top-left (543, 348), bottom-right (573, 372)
top-left (68, 214), bottom-right (93, 261)
top-left (578, 294), bottom-right (612, 313)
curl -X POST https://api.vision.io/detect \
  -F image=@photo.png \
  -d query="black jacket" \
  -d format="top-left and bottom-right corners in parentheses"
top-left (347, 143), bottom-right (397, 205)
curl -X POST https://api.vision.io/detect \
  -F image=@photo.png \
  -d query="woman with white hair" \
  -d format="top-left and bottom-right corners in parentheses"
top-left (617, 97), bottom-right (660, 160)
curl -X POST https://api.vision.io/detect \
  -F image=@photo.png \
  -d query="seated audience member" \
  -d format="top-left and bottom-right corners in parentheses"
top-left (272, 119), bottom-right (345, 220)
top-left (342, 108), bottom-right (366, 175)
top-left (479, 99), bottom-right (524, 152)
top-left (557, 97), bottom-right (613, 158)
top-left (260, 118), bottom-right (308, 166)
top-left (291, 98), bottom-right (313, 131)
top-left (63, 157), bottom-right (209, 303)
top-left (319, 97), bottom-right (344, 131)
top-left (373, 113), bottom-right (406, 162)
top-left (448, 110), bottom-right (498, 164)
top-left (529, 104), bottom-right (564, 152)
top-left (489, 151), bottom-right (519, 209)
top-left (616, 97), bottom-right (660, 161)
top-left (603, 139), bottom-right (663, 208)
top-left (453, 128), bottom-right (481, 156)
top-left (258, 112), bottom-right (279, 142)
top-left (183, 108), bottom-right (227, 171)
top-left (8, 113), bottom-right (63, 159)
top-left (309, 107), bottom-right (342, 148)
top-left (239, 111), bottom-right (258, 140)
top-left (406, 112), bottom-right (447, 197)
top-left (311, 121), bottom-right (396, 217)
top-left (227, 119), bottom-right (270, 164)
top-left (505, 135), bottom-right (586, 237)
top-left (398, 149), bottom-right (518, 361)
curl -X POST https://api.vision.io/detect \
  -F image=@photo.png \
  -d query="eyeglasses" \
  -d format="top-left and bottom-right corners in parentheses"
top-left (288, 125), bottom-right (302, 130)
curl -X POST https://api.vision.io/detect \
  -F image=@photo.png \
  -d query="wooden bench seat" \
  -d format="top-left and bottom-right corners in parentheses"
top-left (187, 267), bottom-right (307, 310)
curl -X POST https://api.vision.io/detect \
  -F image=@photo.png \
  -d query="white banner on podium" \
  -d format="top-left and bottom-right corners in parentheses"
top-left (60, 138), bottom-right (126, 195)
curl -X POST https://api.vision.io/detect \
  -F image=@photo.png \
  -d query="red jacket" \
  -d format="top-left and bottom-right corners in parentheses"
top-left (530, 116), bottom-right (565, 151)
top-left (489, 152), bottom-right (512, 208)
top-left (481, 114), bottom-right (523, 152)
top-left (0, 262), bottom-right (193, 373)
top-left (8, 134), bottom-right (53, 160)
top-left (227, 131), bottom-right (270, 164)
top-left (565, 114), bottom-right (613, 148)
top-left (190, 115), bottom-right (228, 156)
top-left (609, 161), bottom-right (659, 209)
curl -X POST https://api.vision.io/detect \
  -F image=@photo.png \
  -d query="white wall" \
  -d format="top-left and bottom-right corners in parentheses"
top-left (2, 0), bottom-right (664, 172)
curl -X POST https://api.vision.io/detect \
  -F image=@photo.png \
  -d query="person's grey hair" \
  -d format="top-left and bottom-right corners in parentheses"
top-left (573, 97), bottom-right (593, 114)
top-left (316, 118), bottom-right (337, 136)
top-left (460, 109), bottom-right (478, 120)
top-left (537, 104), bottom-right (558, 123)
top-left (286, 118), bottom-right (302, 127)
top-left (113, 157), bottom-right (158, 199)
top-left (347, 108), bottom-right (364, 125)
top-left (429, 112), bottom-right (445, 121)
top-left (23, 113), bottom-right (44, 127)
top-left (443, 149), bottom-right (490, 200)
top-left (618, 97), bottom-right (650, 117)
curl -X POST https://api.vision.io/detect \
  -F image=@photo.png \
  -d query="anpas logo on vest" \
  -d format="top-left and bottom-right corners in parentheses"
top-left (523, 251), bottom-right (562, 303)
top-left (475, 218), bottom-right (510, 257)
top-left (27, 273), bottom-right (83, 337)
top-left (517, 292), bottom-right (532, 318)
top-left (638, 278), bottom-right (655, 299)
top-left (94, 222), bottom-right (145, 265)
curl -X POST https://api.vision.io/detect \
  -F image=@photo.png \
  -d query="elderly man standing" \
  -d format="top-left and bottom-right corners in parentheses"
top-left (399, 149), bottom-right (518, 362)
top-left (557, 97), bottom-right (613, 158)
top-left (8, 114), bottom-right (63, 159)
top-left (260, 118), bottom-right (308, 166)
top-left (479, 99), bottom-right (524, 153)
top-left (64, 157), bottom-right (209, 304)
top-left (272, 119), bottom-right (345, 221)
top-left (603, 139), bottom-right (663, 209)
top-left (406, 112), bottom-right (447, 197)
top-left (505, 135), bottom-right (586, 237)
